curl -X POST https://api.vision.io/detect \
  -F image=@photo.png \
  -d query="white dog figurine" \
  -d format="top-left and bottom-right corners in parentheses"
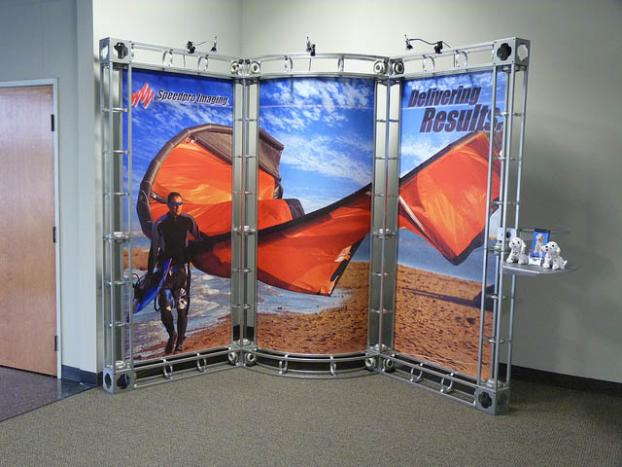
top-left (542, 241), bottom-right (567, 270)
top-left (506, 237), bottom-right (529, 265)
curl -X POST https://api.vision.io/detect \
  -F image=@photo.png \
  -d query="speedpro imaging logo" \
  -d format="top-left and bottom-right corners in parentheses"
top-left (132, 83), bottom-right (156, 109)
top-left (131, 82), bottom-right (229, 109)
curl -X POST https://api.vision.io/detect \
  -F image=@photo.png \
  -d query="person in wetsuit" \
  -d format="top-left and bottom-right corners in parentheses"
top-left (147, 192), bottom-right (201, 354)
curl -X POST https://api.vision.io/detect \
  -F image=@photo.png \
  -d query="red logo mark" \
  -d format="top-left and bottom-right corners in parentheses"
top-left (132, 83), bottom-right (155, 109)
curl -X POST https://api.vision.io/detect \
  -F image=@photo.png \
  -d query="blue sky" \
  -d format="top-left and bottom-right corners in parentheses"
top-left (398, 71), bottom-right (507, 281)
top-left (123, 68), bottom-right (234, 230)
top-left (259, 78), bottom-right (375, 212)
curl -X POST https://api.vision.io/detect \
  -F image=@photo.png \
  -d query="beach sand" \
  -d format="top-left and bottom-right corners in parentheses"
top-left (127, 248), bottom-right (231, 360)
top-left (256, 262), bottom-right (369, 354)
top-left (134, 317), bottom-right (232, 361)
top-left (123, 248), bottom-right (149, 271)
top-left (126, 248), bottom-right (491, 377)
top-left (394, 264), bottom-right (492, 379)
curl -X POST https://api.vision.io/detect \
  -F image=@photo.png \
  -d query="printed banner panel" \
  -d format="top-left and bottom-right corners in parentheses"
top-left (395, 71), bottom-right (507, 378)
top-left (255, 77), bottom-right (375, 354)
top-left (124, 68), bottom-right (234, 360)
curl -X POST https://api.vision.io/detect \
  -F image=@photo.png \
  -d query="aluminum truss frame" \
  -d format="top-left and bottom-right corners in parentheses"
top-left (100, 37), bottom-right (532, 414)
top-left (378, 38), bottom-right (531, 414)
top-left (236, 52), bottom-right (392, 377)
top-left (100, 38), bottom-right (239, 393)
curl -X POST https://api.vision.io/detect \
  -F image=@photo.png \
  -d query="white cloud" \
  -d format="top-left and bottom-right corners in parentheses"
top-left (399, 134), bottom-right (454, 172)
top-left (289, 190), bottom-right (341, 213)
top-left (261, 78), bottom-right (373, 131)
top-left (279, 134), bottom-right (372, 187)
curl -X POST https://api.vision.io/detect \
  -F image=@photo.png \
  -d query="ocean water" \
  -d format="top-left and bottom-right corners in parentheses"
top-left (257, 283), bottom-right (349, 314)
top-left (132, 267), bottom-right (231, 354)
top-left (398, 230), bottom-right (494, 283)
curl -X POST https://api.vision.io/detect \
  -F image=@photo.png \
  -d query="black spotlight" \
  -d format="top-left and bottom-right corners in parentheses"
top-left (434, 41), bottom-right (443, 54)
top-left (114, 42), bottom-right (128, 59)
top-left (210, 35), bottom-right (218, 53)
top-left (186, 41), bottom-right (196, 54)
top-left (404, 35), bottom-right (413, 50)
top-left (306, 36), bottom-right (316, 57)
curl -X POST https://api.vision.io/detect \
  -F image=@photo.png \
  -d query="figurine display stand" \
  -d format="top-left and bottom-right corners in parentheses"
top-left (502, 228), bottom-right (576, 277)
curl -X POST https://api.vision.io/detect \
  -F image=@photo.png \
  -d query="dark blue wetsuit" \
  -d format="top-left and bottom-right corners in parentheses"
top-left (148, 212), bottom-right (200, 353)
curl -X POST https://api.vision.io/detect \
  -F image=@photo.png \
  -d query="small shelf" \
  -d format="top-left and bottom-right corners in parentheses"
top-left (517, 226), bottom-right (571, 235)
top-left (503, 263), bottom-right (577, 277)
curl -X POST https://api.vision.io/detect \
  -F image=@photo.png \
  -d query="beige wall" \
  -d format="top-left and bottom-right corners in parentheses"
top-left (241, 0), bottom-right (622, 382)
top-left (0, 0), bottom-right (98, 376)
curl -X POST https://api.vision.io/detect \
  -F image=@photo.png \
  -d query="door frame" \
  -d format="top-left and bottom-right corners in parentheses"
top-left (0, 79), bottom-right (62, 378)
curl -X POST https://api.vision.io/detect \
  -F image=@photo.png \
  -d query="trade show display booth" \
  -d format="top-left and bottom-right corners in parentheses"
top-left (100, 36), bottom-right (564, 414)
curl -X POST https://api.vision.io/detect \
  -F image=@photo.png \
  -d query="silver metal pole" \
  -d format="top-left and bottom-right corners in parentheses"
top-left (492, 65), bottom-right (516, 387)
top-left (367, 80), bottom-right (380, 350)
top-left (238, 83), bottom-right (246, 343)
top-left (378, 80), bottom-right (392, 350)
top-left (506, 67), bottom-right (529, 384)
top-left (383, 79), bottom-right (401, 351)
top-left (231, 81), bottom-right (240, 344)
top-left (476, 66), bottom-right (498, 386)
top-left (487, 66), bottom-right (513, 387)
top-left (486, 65), bottom-right (512, 387)
top-left (250, 80), bottom-right (260, 343)
top-left (100, 63), bottom-right (109, 369)
top-left (127, 61), bottom-right (134, 370)
top-left (107, 62), bottom-right (116, 369)
top-left (241, 81), bottom-right (250, 340)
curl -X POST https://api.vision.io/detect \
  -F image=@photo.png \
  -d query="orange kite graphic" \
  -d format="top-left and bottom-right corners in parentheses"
top-left (137, 124), bottom-right (500, 296)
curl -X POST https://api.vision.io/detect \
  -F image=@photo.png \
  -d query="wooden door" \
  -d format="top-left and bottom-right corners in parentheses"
top-left (0, 85), bottom-right (57, 376)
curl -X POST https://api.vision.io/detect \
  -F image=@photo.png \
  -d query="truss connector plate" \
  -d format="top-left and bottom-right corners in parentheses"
top-left (100, 37), bottom-right (132, 65)
top-left (493, 38), bottom-right (530, 67)
top-left (474, 386), bottom-right (510, 415)
top-left (102, 362), bottom-right (135, 393)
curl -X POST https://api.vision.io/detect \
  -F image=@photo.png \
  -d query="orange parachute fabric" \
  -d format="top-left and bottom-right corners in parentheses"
top-left (398, 131), bottom-right (501, 264)
top-left (137, 124), bottom-right (296, 278)
top-left (257, 187), bottom-right (371, 295)
top-left (137, 126), bottom-right (499, 296)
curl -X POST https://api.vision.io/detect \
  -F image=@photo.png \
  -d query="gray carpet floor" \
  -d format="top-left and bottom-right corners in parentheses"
top-left (0, 366), bottom-right (92, 422)
top-left (0, 368), bottom-right (620, 466)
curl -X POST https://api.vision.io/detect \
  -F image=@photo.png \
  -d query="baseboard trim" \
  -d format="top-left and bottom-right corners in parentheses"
top-left (61, 365), bottom-right (102, 386)
top-left (506, 364), bottom-right (622, 394)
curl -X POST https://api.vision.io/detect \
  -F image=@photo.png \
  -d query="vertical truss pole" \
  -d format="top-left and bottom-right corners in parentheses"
top-left (369, 77), bottom-right (400, 354)
top-left (126, 59), bottom-right (134, 371)
top-left (101, 61), bottom-right (110, 372)
top-left (231, 80), bottom-right (246, 344)
top-left (107, 62), bottom-right (117, 369)
top-left (232, 75), bottom-right (258, 349)
top-left (476, 66), bottom-right (498, 386)
top-left (378, 81), bottom-right (391, 350)
top-left (101, 55), bottom-right (131, 388)
top-left (381, 79), bottom-right (401, 350)
top-left (369, 79), bottom-right (392, 352)
top-left (245, 80), bottom-right (259, 345)
top-left (492, 65), bottom-right (516, 389)
top-left (367, 80), bottom-right (382, 350)
top-left (506, 67), bottom-right (529, 385)
top-left (240, 81), bottom-right (250, 342)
